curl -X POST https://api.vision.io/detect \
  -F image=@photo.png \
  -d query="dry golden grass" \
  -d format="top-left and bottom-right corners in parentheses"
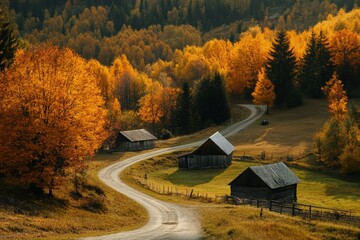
top-left (0, 152), bottom-right (147, 240)
top-left (199, 205), bottom-right (360, 240)
top-left (121, 98), bottom-right (360, 239)
top-left (230, 98), bottom-right (329, 158)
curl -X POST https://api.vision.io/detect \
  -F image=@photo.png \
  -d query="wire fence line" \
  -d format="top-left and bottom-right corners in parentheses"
top-left (134, 175), bottom-right (226, 203)
top-left (228, 197), bottom-right (360, 228)
top-left (134, 175), bottom-right (360, 227)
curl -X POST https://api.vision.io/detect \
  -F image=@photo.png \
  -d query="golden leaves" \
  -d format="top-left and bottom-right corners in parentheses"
top-left (322, 73), bottom-right (348, 120)
top-left (0, 45), bottom-right (107, 190)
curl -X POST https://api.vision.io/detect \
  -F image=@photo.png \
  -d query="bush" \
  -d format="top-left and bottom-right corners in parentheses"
top-left (81, 197), bottom-right (107, 213)
top-left (160, 129), bottom-right (172, 140)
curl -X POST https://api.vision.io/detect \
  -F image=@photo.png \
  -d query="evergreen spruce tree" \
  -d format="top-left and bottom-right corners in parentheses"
top-left (266, 30), bottom-right (298, 107)
top-left (299, 31), bottom-right (318, 96)
top-left (194, 76), bottom-right (213, 128)
top-left (0, 7), bottom-right (18, 71)
top-left (212, 72), bottom-right (231, 124)
top-left (299, 31), bottom-right (334, 98)
top-left (174, 82), bottom-right (192, 135)
top-left (317, 31), bottom-right (334, 94)
top-left (193, 72), bottom-right (231, 128)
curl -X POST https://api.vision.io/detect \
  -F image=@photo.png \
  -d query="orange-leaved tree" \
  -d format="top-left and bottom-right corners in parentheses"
top-left (0, 45), bottom-right (107, 195)
top-left (322, 73), bottom-right (348, 120)
top-left (252, 68), bottom-right (275, 114)
top-left (138, 81), bottom-right (178, 132)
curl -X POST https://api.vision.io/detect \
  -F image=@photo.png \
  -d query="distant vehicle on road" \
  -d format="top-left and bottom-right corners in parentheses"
top-left (261, 119), bottom-right (269, 125)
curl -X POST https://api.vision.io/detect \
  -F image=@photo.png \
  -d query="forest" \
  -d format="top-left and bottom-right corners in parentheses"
top-left (0, 0), bottom-right (360, 194)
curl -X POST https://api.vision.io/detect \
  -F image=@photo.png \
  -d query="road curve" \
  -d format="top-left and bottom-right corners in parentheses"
top-left (82, 104), bottom-right (266, 240)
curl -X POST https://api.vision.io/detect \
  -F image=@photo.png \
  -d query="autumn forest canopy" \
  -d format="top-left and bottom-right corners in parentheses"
top-left (1, 0), bottom-right (360, 194)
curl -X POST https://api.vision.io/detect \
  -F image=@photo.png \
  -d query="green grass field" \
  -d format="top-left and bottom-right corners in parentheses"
top-left (122, 99), bottom-right (360, 239)
top-left (124, 154), bottom-right (360, 212)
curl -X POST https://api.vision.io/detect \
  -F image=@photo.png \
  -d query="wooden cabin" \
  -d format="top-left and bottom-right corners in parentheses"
top-left (229, 162), bottom-right (300, 202)
top-left (115, 129), bottom-right (157, 151)
top-left (178, 132), bottom-right (234, 170)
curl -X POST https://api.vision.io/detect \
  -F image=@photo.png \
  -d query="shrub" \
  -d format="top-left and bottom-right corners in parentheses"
top-left (81, 197), bottom-right (107, 213)
top-left (160, 129), bottom-right (172, 140)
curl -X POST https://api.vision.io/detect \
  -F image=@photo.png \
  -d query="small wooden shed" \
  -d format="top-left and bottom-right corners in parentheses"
top-left (178, 132), bottom-right (234, 169)
top-left (229, 162), bottom-right (300, 202)
top-left (115, 129), bottom-right (157, 151)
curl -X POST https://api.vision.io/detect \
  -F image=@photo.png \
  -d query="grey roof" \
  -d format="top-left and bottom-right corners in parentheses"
top-left (208, 132), bottom-right (234, 155)
top-left (119, 129), bottom-right (157, 142)
top-left (249, 162), bottom-right (300, 189)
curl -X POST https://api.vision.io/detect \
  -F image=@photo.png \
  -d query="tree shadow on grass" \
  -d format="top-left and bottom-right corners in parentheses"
top-left (298, 166), bottom-right (360, 202)
top-left (167, 168), bottom-right (227, 187)
top-left (0, 184), bottom-right (68, 216)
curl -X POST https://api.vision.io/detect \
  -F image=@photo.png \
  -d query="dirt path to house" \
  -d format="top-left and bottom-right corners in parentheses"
top-left (81, 104), bottom-right (266, 240)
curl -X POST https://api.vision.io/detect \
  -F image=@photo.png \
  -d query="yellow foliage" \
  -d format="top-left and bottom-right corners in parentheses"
top-left (251, 68), bottom-right (275, 112)
top-left (228, 30), bottom-right (271, 94)
top-left (322, 74), bottom-right (348, 120)
top-left (0, 45), bottom-right (107, 192)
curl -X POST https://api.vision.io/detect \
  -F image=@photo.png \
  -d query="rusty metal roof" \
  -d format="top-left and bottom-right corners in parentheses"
top-left (119, 129), bottom-right (157, 142)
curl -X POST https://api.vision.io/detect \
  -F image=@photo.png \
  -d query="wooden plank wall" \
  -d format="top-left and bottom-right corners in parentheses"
top-left (179, 154), bottom-right (232, 169)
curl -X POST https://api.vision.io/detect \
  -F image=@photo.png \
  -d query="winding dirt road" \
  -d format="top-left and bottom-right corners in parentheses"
top-left (82, 104), bottom-right (265, 240)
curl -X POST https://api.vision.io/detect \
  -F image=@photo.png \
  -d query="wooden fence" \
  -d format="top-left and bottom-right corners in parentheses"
top-left (134, 176), bottom-right (225, 203)
top-left (229, 196), bottom-right (360, 227)
top-left (134, 175), bottom-right (360, 227)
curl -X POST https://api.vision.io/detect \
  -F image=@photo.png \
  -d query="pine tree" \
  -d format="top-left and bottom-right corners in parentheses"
top-left (212, 72), bottom-right (231, 124)
top-left (174, 82), bottom-right (192, 135)
top-left (299, 31), bottom-right (334, 98)
top-left (193, 72), bottom-right (230, 128)
top-left (0, 7), bottom-right (18, 71)
top-left (266, 30), bottom-right (298, 107)
top-left (299, 31), bottom-right (318, 96)
top-left (317, 31), bottom-right (334, 93)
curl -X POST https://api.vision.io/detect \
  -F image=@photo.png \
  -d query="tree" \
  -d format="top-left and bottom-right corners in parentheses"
top-left (322, 73), bottom-right (348, 121)
top-left (313, 117), bottom-right (344, 166)
top-left (330, 29), bottom-right (360, 91)
top-left (266, 30), bottom-right (298, 107)
top-left (174, 82), bottom-right (192, 134)
top-left (212, 72), bottom-right (231, 124)
top-left (193, 72), bottom-right (230, 128)
top-left (0, 45), bottom-right (107, 195)
top-left (252, 68), bottom-right (275, 114)
top-left (228, 28), bottom-right (270, 96)
top-left (138, 81), bottom-right (178, 133)
top-left (299, 31), bottom-right (334, 98)
top-left (0, 7), bottom-right (18, 71)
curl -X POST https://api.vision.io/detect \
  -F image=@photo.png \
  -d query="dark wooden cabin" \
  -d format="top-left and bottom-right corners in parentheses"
top-left (178, 132), bottom-right (234, 170)
top-left (115, 129), bottom-right (157, 151)
top-left (229, 162), bottom-right (300, 202)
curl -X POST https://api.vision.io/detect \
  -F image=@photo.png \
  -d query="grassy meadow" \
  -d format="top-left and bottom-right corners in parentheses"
top-left (122, 98), bottom-right (360, 239)
top-left (0, 152), bottom-right (147, 240)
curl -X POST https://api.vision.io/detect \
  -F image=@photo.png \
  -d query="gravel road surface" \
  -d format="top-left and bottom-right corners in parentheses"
top-left (82, 104), bottom-right (265, 240)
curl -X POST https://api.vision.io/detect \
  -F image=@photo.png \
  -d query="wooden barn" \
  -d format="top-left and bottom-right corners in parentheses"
top-left (115, 129), bottom-right (157, 151)
top-left (229, 162), bottom-right (300, 202)
top-left (178, 132), bottom-right (234, 170)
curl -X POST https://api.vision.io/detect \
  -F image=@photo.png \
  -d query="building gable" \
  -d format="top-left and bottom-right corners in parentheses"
top-left (118, 129), bottom-right (157, 142)
top-left (229, 162), bottom-right (300, 189)
top-left (192, 132), bottom-right (234, 156)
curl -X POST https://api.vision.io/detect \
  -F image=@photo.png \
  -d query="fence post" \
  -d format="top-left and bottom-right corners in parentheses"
top-left (257, 200), bottom-right (259, 208)
top-left (292, 203), bottom-right (295, 216)
top-left (280, 203), bottom-right (283, 214)
top-left (269, 201), bottom-right (272, 211)
top-left (309, 205), bottom-right (312, 220)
